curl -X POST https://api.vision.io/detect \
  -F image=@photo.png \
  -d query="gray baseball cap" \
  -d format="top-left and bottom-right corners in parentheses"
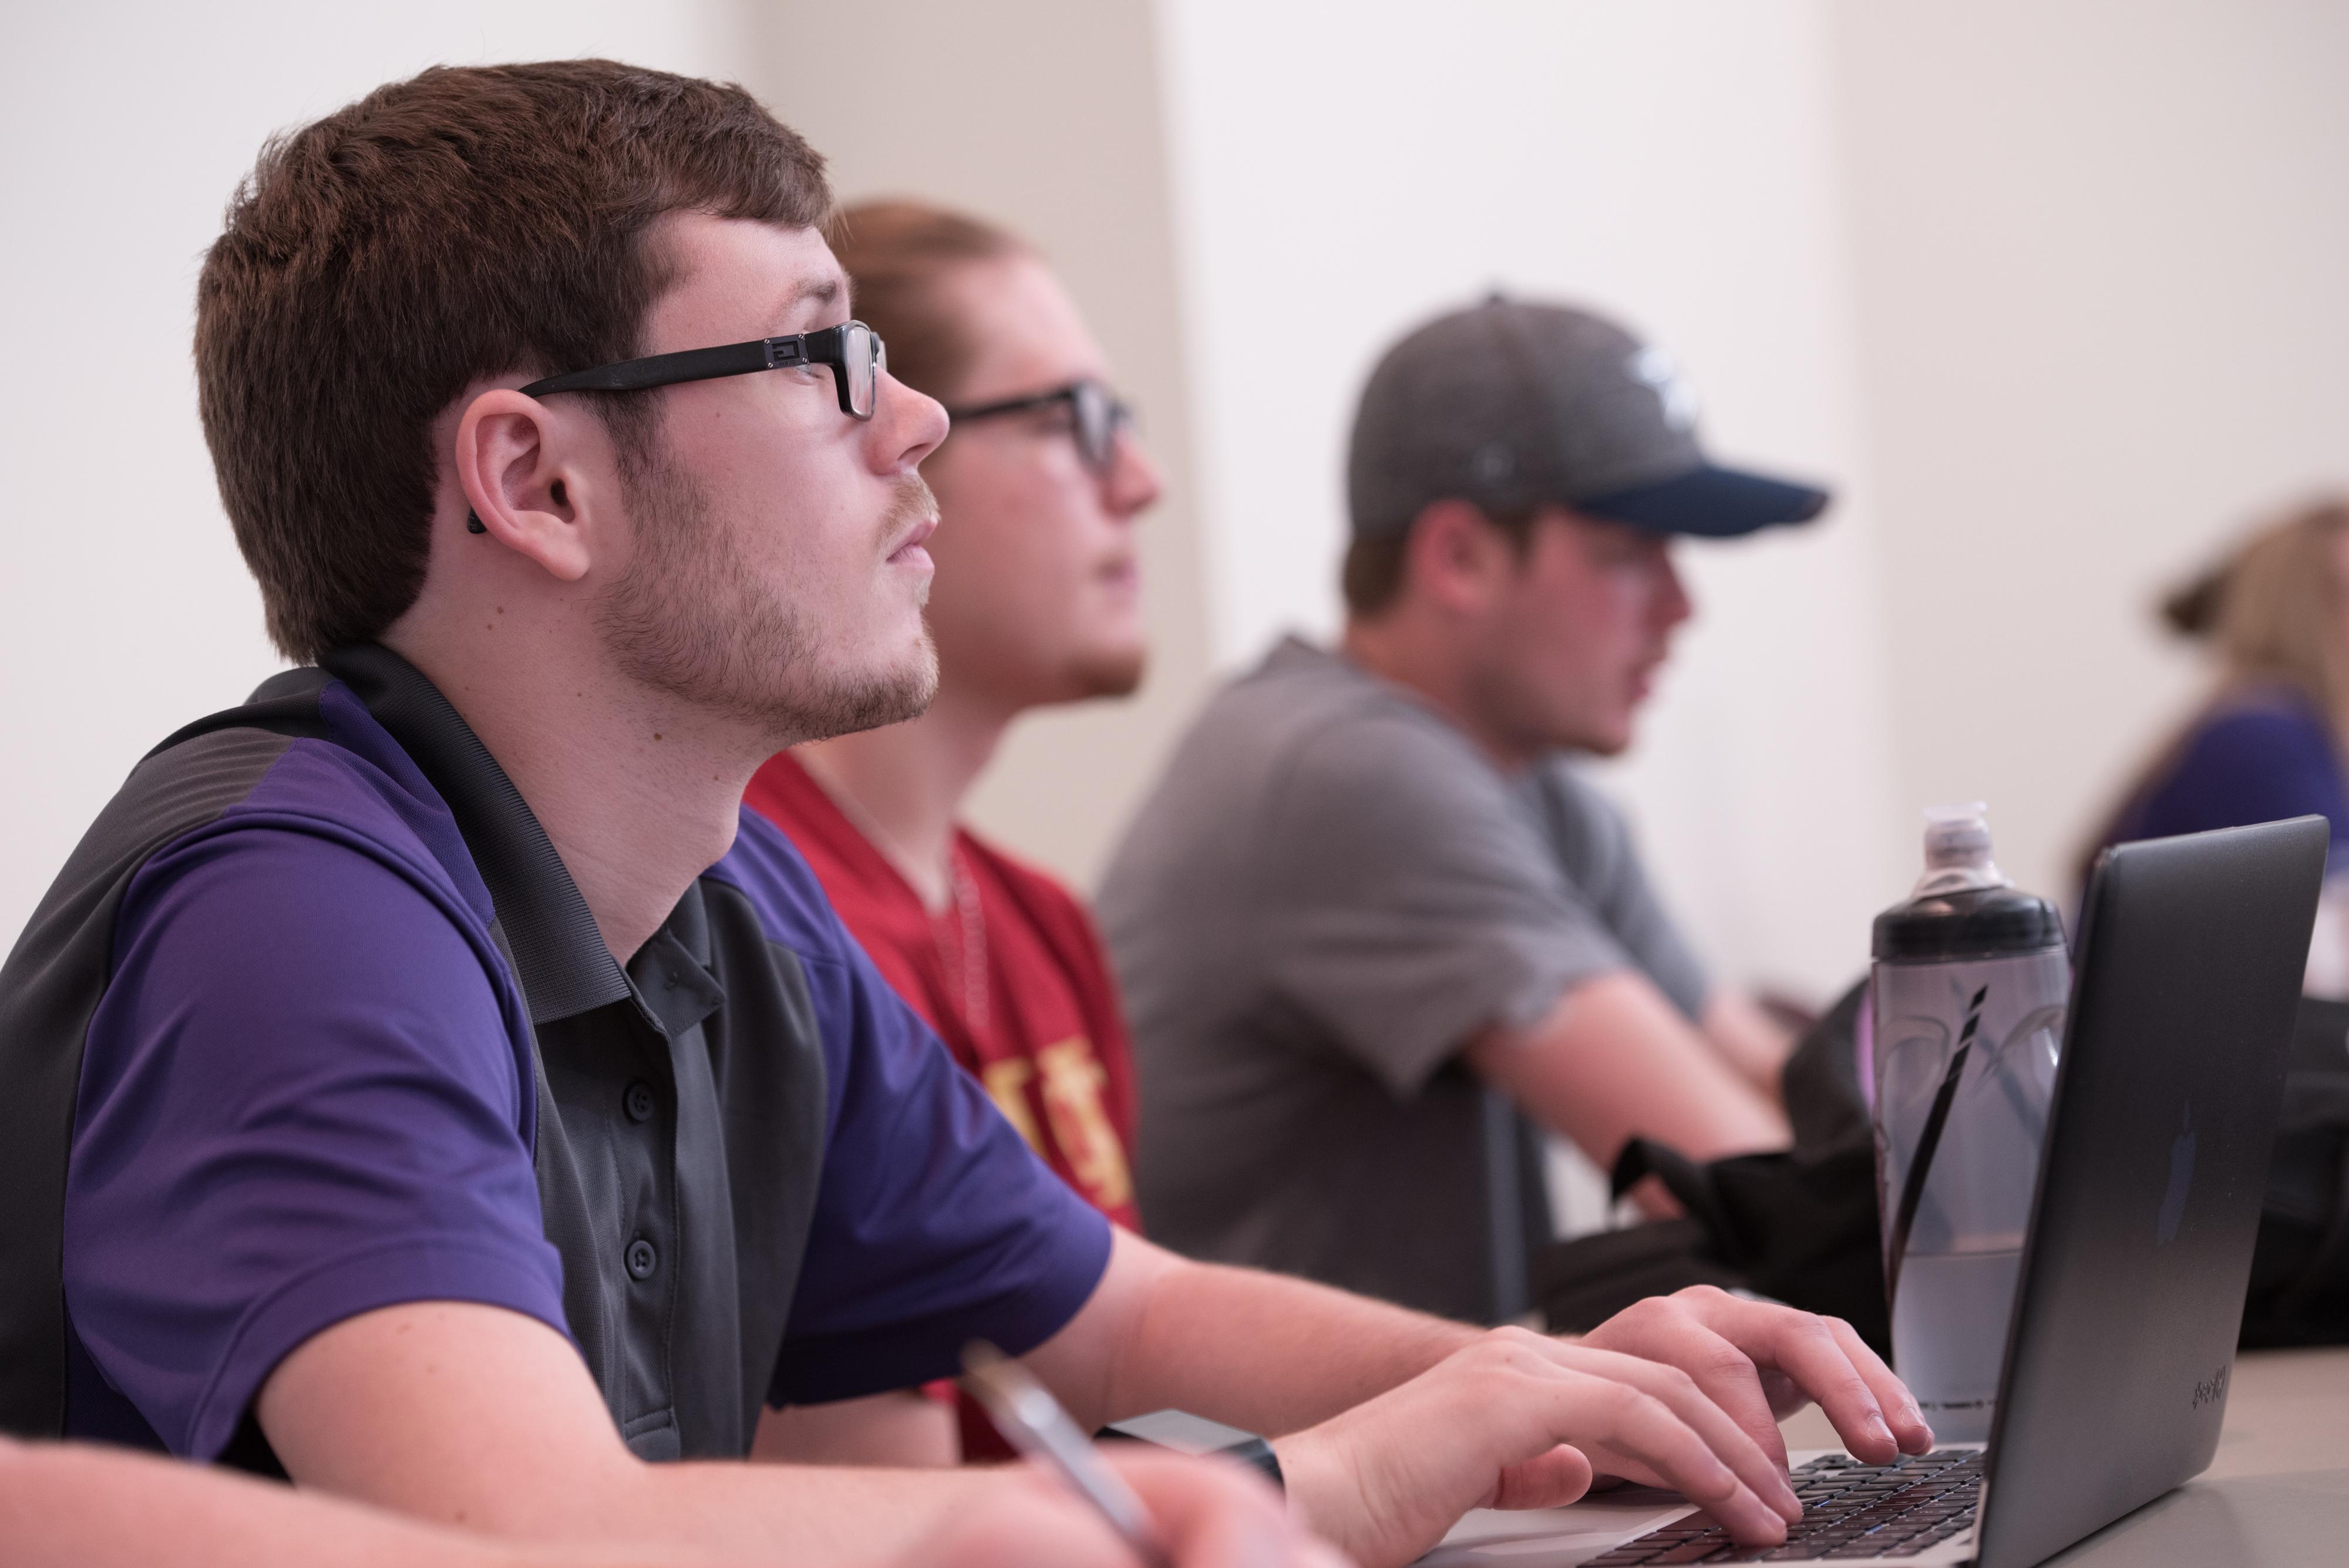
top-left (1346, 295), bottom-right (1829, 540)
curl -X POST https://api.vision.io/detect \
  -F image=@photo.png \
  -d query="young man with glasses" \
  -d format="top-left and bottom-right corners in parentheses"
top-left (0, 62), bottom-right (1926, 1568)
top-left (743, 203), bottom-right (1156, 1467)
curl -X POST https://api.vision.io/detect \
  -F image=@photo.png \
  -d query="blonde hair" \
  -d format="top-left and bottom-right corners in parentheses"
top-left (2163, 495), bottom-right (2349, 711)
top-left (825, 200), bottom-right (1030, 403)
top-left (2080, 496), bottom-right (2349, 886)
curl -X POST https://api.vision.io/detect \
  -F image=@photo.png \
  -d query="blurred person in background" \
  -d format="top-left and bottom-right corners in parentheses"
top-left (1099, 298), bottom-right (1825, 1327)
top-left (747, 201), bottom-right (1159, 1466)
top-left (2083, 495), bottom-right (2349, 995)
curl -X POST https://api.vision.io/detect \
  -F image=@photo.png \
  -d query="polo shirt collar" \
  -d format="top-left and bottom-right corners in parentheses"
top-left (321, 642), bottom-right (634, 1026)
top-left (627, 880), bottom-right (726, 1041)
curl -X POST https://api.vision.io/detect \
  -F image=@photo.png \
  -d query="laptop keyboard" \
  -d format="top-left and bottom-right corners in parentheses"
top-left (1584, 1449), bottom-right (1984, 1563)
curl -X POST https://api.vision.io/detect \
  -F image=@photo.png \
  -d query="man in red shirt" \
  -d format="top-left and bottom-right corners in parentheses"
top-left (745, 201), bottom-right (1162, 1462)
top-left (750, 755), bottom-right (1142, 1230)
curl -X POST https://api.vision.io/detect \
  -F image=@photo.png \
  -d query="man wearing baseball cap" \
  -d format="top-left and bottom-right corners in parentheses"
top-left (1098, 297), bottom-right (1822, 1325)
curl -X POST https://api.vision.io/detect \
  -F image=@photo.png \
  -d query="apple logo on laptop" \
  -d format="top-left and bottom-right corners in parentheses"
top-left (2158, 1103), bottom-right (2195, 1246)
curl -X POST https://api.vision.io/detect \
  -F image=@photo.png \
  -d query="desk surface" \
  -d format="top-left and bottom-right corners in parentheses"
top-left (1781, 1345), bottom-right (2349, 1564)
top-left (1431, 1347), bottom-right (2349, 1565)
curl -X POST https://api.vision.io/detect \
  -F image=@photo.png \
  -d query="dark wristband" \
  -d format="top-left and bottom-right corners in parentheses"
top-left (1213, 1434), bottom-right (1284, 1493)
top-left (1097, 1411), bottom-right (1286, 1495)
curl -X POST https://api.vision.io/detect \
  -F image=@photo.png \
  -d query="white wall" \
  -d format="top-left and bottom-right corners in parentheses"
top-left (1154, 0), bottom-right (1908, 997)
top-left (11, 1), bottom-right (2348, 1004)
top-left (1150, 0), bottom-right (2349, 995)
top-left (0, 1), bottom-right (746, 939)
top-left (1830, 0), bottom-right (2349, 906)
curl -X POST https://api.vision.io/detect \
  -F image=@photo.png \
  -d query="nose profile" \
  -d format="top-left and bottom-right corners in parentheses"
top-left (1654, 543), bottom-right (1694, 628)
top-left (1103, 429), bottom-right (1163, 519)
top-left (876, 370), bottom-right (951, 473)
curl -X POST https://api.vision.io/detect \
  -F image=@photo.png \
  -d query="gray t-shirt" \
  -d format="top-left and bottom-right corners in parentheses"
top-left (1097, 637), bottom-right (1708, 1324)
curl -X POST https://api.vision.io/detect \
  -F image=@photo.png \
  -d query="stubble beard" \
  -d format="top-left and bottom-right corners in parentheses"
top-left (595, 449), bottom-right (941, 748)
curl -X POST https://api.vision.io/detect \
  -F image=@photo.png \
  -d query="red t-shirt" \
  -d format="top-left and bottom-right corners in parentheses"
top-left (744, 753), bottom-right (1142, 1230)
top-left (745, 754), bottom-right (1143, 1459)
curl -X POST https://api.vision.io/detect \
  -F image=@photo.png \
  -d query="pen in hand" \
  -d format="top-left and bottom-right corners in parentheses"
top-left (960, 1340), bottom-right (1173, 1568)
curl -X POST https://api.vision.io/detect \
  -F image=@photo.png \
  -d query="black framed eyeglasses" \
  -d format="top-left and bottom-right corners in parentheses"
top-left (464, 322), bottom-right (887, 533)
top-left (943, 378), bottom-right (1134, 475)
top-left (521, 320), bottom-right (887, 418)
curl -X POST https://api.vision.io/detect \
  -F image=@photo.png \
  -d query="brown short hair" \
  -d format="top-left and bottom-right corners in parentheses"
top-left (196, 60), bottom-right (831, 662)
top-left (1340, 503), bottom-right (1545, 617)
top-left (826, 200), bottom-right (1028, 402)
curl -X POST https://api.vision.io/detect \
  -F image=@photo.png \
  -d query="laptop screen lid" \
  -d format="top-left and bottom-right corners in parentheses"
top-left (1974, 816), bottom-right (2327, 1568)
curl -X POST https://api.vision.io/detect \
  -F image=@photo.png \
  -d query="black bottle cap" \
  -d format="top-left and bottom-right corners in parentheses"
top-left (1872, 884), bottom-right (2066, 963)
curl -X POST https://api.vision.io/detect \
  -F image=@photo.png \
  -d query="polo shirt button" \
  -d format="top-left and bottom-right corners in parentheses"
top-left (663, 970), bottom-right (678, 991)
top-left (625, 1237), bottom-right (658, 1280)
top-left (623, 1080), bottom-right (657, 1123)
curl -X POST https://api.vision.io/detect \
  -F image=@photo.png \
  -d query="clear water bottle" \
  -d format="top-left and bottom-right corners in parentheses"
top-left (1866, 805), bottom-right (2068, 1442)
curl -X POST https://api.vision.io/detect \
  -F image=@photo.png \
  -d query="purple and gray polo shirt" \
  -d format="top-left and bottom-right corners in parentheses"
top-left (0, 644), bottom-right (1111, 1466)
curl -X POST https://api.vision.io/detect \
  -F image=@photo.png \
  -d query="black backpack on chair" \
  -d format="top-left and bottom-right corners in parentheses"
top-left (2241, 997), bottom-right (2349, 1345)
top-left (1532, 981), bottom-right (1888, 1351)
top-left (1531, 987), bottom-right (2349, 1353)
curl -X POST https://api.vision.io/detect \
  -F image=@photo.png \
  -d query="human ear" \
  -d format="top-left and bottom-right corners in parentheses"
top-left (1408, 499), bottom-right (1508, 613)
top-left (452, 390), bottom-right (604, 584)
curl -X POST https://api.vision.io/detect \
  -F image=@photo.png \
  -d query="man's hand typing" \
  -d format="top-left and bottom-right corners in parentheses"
top-left (1576, 1286), bottom-right (1932, 1475)
top-left (1266, 1294), bottom-right (1930, 1568)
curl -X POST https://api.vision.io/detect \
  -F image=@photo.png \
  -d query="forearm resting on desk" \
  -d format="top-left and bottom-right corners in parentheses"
top-left (1022, 1227), bottom-right (1481, 1438)
top-left (0, 1432), bottom-right (1336, 1568)
top-left (0, 1435), bottom-right (714, 1568)
top-left (258, 1300), bottom-right (997, 1563)
top-left (753, 1388), bottom-right (960, 1468)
